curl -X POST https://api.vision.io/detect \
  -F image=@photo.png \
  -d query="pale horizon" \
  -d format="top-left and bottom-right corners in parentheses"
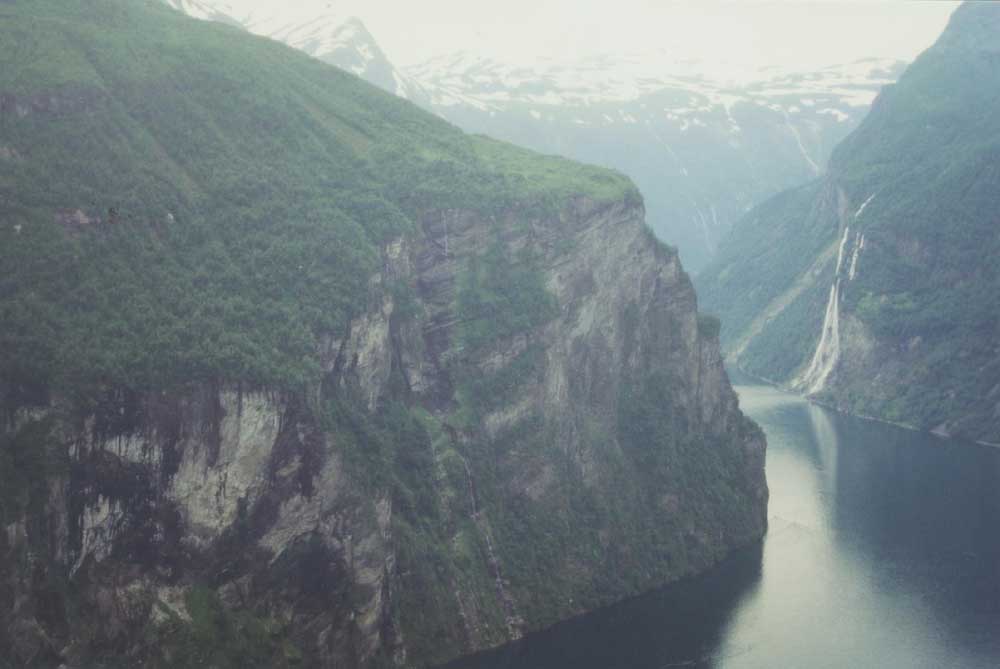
top-left (218, 0), bottom-right (961, 71)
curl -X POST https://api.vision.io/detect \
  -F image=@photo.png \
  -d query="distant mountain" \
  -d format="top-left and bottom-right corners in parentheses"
top-left (164, 1), bottom-right (903, 270)
top-left (697, 1), bottom-right (1000, 444)
top-left (408, 52), bottom-right (904, 269)
top-left (162, 0), bottom-right (241, 24)
top-left (162, 0), bottom-right (425, 100)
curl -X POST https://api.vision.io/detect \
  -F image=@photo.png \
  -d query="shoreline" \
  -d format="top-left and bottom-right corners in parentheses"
top-left (726, 363), bottom-right (1000, 451)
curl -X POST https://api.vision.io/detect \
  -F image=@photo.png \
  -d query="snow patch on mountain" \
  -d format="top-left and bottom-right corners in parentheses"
top-left (163, 1), bottom-right (424, 101)
top-left (165, 1), bottom-right (902, 134)
top-left (405, 50), bottom-right (902, 113)
top-left (164, 0), bottom-right (238, 21)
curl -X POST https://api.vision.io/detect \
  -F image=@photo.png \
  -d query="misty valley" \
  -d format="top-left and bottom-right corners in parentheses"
top-left (1, 1), bottom-right (998, 668)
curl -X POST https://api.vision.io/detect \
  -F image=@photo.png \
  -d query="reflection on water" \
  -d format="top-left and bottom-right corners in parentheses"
top-left (445, 543), bottom-right (763, 669)
top-left (445, 377), bottom-right (1000, 669)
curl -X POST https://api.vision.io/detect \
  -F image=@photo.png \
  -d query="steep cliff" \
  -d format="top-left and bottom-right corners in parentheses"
top-left (697, 1), bottom-right (1000, 444)
top-left (0, 1), bottom-right (766, 667)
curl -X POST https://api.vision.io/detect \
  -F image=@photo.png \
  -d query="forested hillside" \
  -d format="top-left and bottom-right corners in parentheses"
top-left (0, 2), bottom-right (766, 666)
top-left (0, 0), bottom-right (632, 398)
top-left (698, 1), bottom-right (1000, 443)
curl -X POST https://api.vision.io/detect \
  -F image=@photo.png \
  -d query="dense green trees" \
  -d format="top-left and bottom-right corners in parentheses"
top-left (0, 0), bottom-right (632, 402)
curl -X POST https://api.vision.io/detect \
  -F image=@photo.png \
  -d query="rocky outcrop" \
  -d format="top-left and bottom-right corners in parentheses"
top-left (1, 195), bottom-right (766, 667)
top-left (0, 4), bottom-right (769, 666)
top-left (1, 385), bottom-right (402, 667)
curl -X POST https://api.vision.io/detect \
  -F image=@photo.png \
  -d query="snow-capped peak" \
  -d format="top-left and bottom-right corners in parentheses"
top-left (163, 2), bottom-right (903, 130)
top-left (405, 50), bottom-right (904, 110)
top-left (163, 0), bottom-right (420, 100)
top-left (163, 0), bottom-right (245, 24)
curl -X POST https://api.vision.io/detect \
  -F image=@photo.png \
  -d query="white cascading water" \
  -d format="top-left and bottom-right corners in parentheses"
top-left (794, 188), bottom-right (874, 395)
top-left (848, 232), bottom-right (865, 281)
top-left (794, 279), bottom-right (842, 394)
top-left (854, 192), bottom-right (876, 219)
top-left (793, 226), bottom-right (851, 394)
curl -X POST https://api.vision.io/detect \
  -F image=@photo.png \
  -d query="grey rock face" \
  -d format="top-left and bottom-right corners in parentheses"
top-left (1, 196), bottom-right (766, 667)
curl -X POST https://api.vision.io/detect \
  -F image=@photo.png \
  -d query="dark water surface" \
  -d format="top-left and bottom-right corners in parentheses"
top-left (446, 378), bottom-right (1000, 668)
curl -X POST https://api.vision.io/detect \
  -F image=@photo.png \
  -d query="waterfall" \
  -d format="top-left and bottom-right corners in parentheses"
top-left (835, 225), bottom-right (850, 274)
top-left (848, 233), bottom-right (865, 281)
top-left (783, 110), bottom-right (820, 175)
top-left (793, 226), bottom-right (851, 394)
top-left (854, 192), bottom-right (876, 219)
top-left (793, 279), bottom-right (842, 395)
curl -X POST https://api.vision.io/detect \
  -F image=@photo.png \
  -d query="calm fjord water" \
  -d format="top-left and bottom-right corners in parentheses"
top-left (447, 378), bottom-right (1000, 668)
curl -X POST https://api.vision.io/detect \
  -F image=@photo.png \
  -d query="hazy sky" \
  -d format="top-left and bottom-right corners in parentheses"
top-left (228, 1), bottom-right (960, 69)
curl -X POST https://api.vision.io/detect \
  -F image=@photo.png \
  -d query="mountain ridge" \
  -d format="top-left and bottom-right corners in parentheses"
top-left (161, 0), bottom-right (904, 270)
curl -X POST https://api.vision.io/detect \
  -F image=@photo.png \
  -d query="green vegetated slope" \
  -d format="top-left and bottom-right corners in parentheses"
top-left (0, 2), bottom-right (771, 668)
top-left (0, 0), bottom-right (633, 400)
top-left (0, 1), bottom-right (635, 664)
top-left (697, 1), bottom-right (1000, 442)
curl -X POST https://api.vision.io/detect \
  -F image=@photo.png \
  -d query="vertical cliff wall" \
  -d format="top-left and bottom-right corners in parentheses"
top-left (2, 195), bottom-right (766, 668)
top-left (0, 2), bottom-right (767, 666)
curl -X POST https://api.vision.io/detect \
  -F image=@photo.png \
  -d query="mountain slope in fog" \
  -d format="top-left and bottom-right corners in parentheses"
top-left (698, 1), bottom-right (1000, 444)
